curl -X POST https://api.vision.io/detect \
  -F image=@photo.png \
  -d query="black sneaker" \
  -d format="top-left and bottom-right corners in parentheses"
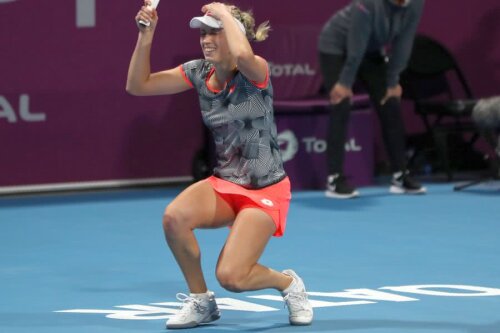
top-left (325, 174), bottom-right (360, 199)
top-left (390, 170), bottom-right (426, 194)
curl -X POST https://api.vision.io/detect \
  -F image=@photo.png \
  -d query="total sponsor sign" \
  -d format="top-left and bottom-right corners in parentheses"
top-left (268, 62), bottom-right (316, 78)
top-left (0, 95), bottom-right (46, 123)
top-left (278, 130), bottom-right (362, 163)
top-left (0, 0), bottom-right (96, 27)
top-left (56, 284), bottom-right (500, 320)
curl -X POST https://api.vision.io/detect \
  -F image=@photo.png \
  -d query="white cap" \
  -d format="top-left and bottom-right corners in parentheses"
top-left (189, 15), bottom-right (246, 34)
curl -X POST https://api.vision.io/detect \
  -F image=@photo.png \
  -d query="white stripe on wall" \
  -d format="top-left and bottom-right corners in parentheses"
top-left (0, 176), bottom-right (193, 195)
top-left (76, 0), bottom-right (96, 28)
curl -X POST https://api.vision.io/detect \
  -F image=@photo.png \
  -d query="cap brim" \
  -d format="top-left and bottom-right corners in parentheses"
top-left (189, 15), bottom-right (246, 34)
top-left (189, 16), bottom-right (222, 30)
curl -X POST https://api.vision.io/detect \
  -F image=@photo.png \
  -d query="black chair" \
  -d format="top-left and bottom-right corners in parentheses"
top-left (400, 34), bottom-right (480, 180)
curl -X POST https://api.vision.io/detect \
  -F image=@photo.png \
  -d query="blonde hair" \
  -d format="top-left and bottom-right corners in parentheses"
top-left (227, 4), bottom-right (271, 42)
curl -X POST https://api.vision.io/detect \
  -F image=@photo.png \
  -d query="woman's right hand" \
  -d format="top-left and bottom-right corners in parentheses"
top-left (135, 1), bottom-right (158, 31)
top-left (329, 83), bottom-right (353, 105)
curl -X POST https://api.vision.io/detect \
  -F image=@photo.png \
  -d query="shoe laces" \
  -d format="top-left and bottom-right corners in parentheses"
top-left (283, 291), bottom-right (310, 312)
top-left (175, 293), bottom-right (208, 317)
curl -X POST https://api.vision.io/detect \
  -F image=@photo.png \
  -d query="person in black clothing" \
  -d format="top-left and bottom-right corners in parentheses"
top-left (318, 0), bottom-right (426, 198)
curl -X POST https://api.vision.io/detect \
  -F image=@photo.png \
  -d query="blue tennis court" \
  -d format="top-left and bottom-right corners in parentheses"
top-left (1, 182), bottom-right (500, 332)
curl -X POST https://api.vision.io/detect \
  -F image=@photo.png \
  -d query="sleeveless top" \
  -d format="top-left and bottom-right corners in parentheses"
top-left (181, 59), bottom-right (286, 189)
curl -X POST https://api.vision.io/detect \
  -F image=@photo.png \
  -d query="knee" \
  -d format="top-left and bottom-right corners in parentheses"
top-left (162, 206), bottom-right (190, 238)
top-left (216, 265), bottom-right (249, 293)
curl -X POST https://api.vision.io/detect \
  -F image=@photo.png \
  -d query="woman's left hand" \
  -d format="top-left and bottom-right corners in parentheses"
top-left (201, 2), bottom-right (232, 20)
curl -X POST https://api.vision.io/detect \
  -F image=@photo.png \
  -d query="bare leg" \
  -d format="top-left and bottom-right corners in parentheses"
top-left (215, 208), bottom-right (292, 292)
top-left (163, 180), bottom-right (235, 293)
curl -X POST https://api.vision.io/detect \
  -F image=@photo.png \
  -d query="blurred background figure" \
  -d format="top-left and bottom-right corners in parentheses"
top-left (471, 96), bottom-right (500, 172)
top-left (318, 0), bottom-right (426, 199)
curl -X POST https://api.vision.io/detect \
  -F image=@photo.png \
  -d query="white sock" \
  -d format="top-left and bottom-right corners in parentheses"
top-left (190, 291), bottom-right (211, 299)
top-left (282, 276), bottom-right (298, 294)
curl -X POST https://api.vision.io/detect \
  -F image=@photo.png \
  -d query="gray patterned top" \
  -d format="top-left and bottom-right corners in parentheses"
top-left (182, 59), bottom-right (286, 189)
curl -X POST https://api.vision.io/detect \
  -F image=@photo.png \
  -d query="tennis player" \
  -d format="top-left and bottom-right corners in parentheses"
top-left (127, 1), bottom-right (313, 329)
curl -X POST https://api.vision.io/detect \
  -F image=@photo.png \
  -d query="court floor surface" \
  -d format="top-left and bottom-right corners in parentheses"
top-left (1, 182), bottom-right (499, 333)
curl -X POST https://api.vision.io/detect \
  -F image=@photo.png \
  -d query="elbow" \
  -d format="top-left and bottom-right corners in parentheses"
top-left (125, 87), bottom-right (138, 96)
top-left (126, 74), bottom-right (150, 96)
top-left (125, 83), bottom-right (143, 96)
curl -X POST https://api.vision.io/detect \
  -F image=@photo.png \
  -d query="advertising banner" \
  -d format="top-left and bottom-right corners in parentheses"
top-left (1, 0), bottom-right (497, 191)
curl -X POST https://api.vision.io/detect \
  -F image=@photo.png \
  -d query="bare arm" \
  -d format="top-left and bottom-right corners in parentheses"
top-left (126, 2), bottom-right (192, 96)
top-left (202, 3), bottom-right (267, 84)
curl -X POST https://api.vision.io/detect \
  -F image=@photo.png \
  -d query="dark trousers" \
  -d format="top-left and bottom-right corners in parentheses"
top-left (319, 52), bottom-right (407, 174)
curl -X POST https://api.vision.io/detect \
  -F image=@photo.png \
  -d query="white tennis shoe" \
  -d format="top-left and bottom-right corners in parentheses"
top-left (281, 269), bottom-right (313, 325)
top-left (165, 291), bottom-right (220, 329)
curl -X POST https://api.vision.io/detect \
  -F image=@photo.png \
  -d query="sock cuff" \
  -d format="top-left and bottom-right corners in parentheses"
top-left (190, 290), bottom-right (212, 299)
top-left (282, 276), bottom-right (297, 294)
